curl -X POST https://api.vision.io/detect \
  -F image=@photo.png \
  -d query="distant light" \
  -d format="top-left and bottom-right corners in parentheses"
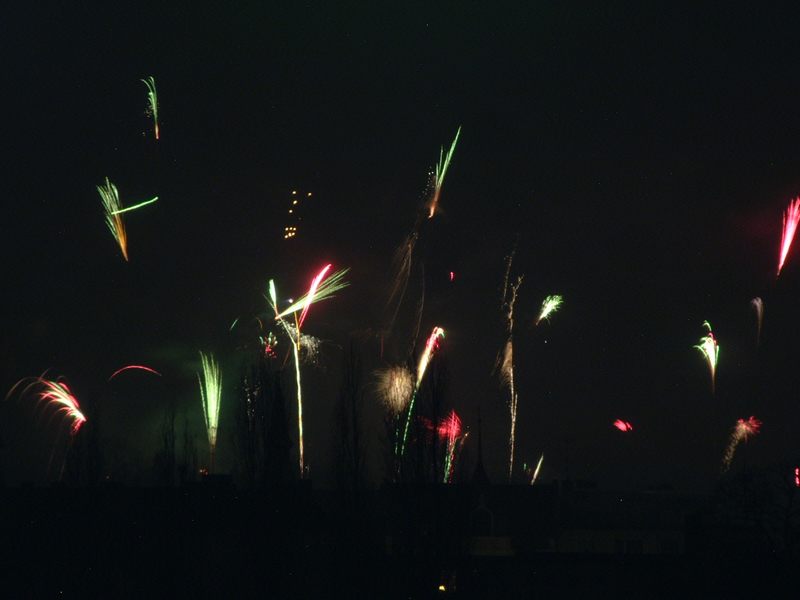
top-left (292, 199), bottom-right (298, 205)
top-left (449, 271), bottom-right (455, 282)
top-left (795, 467), bottom-right (799, 488)
top-left (292, 190), bottom-right (297, 195)
top-left (289, 209), bottom-right (293, 214)
top-left (438, 584), bottom-right (446, 592)
top-left (307, 192), bottom-right (312, 197)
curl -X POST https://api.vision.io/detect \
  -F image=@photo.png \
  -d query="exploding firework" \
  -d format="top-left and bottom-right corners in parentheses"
top-left (778, 197), bottom-right (800, 276)
top-left (108, 365), bottom-right (162, 381)
top-left (399, 326), bottom-right (446, 458)
top-left (438, 410), bottom-right (465, 483)
top-left (613, 419), bottom-right (634, 432)
top-left (141, 76), bottom-right (159, 140)
top-left (722, 416), bottom-right (762, 471)
top-left (536, 295), bottom-right (563, 325)
top-left (269, 265), bottom-right (350, 477)
top-left (273, 267), bottom-right (350, 321)
top-left (750, 297), bottom-right (764, 347)
top-left (98, 178), bottom-right (128, 261)
top-left (8, 376), bottom-right (87, 435)
top-left (376, 365), bottom-right (414, 415)
top-left (197, 352), bottom-right (222, 471)
top-left (428, 126), bottom-right (461, 218)
top-left (694, 320), bottom-right (719, 393)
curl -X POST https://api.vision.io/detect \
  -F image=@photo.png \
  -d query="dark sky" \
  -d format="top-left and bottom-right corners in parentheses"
top-left (3, 3), bottom-right (800, 489)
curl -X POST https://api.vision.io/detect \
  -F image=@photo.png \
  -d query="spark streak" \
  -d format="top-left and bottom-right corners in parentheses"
top-left (428, 126), bottom-right (461, 218)
top-left (110, 196), bottom-right (159, 215)
top-left (530, 453), bottom-right (544, 485)
top-left (498, 251), bottom-right (523, 481)
top-left (536, 295), bottom-right (563, 325)
top-left (141, 76), bottom-right (159, 140)
top-left (399, 326), bottom-right (445, 457)
top-left (778, 197), bottom-right (800, 276)
top-left (108, 365), bottom-right (162, 381)
top-left (750, 297), bottom-right (764, 347)
top-left (722, 416), bottom-right (761, 471)
top-left (273, 268), bottom-right (350, 321)
top-left (694, 320), bottom-right (719, 394)
top-left (197, 352), bottom-right (222, 471)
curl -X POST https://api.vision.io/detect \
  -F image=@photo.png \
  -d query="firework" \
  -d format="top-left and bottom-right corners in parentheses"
top-left (141, 76), bottom-right (159, 140)
top-left (428, 126), bottom-right (462, 218)
top-left (536, 295), bottom-right (563, 325)
top-left (530, 453), bottom-right (544, 485)
top-left (269, 266), bottom-right (349, 477)
top-left (694, 320), bottom-right (719, 393)
top-left (274, 267), bottom-right (350, 321)
top-left (110, 196), bottom-right (159, 215)
top-left (613, 419), bottom-right (633, 432)
top-left (498, 250), bottom-right (524, 481)
top-left (108, 365), bottom-right (162, 381)
top-left (98, 177), bottom-right (128, 261)
top-left (449, 271), bottom-right (455, 282)
top-left (722, 416), bottom-right (762, 471)
top-left (8, 376), bottom-right (87, 435)
top-left (376, 365), bottom-right (414, 415)
top-left (750, 297), bottom-right (764, 347)
top-left (438, 410), bottom-right (466, 483)
top-left (778, 197), bottom-right (800, 276)
top-left (197, 352), bottom-right (222, 471)
top-left (399, 326), bottom-right (446, 457)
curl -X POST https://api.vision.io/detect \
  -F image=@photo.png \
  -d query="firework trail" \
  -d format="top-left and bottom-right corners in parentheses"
top-left (98, 178), bottom-right (128, 261)
top-left (536, 295), bottom-right (563, 325)
top-left (694, 320), bottom-right (719, 394)
top-left (270, 266), bottom-right (350, 477)
top-left (110, 197), bottom-right (159, 215)
top-left (375, 365), bottom-right (414, 415)
top-left (428, 126), bottom-right (461, 219)
top-left (399, 326), bottom-right (445, 458)
top-left (529, 453), bottom-right (544, 485)
top-left (438, 410), bottom-right (466, 483)
top-left (497, 251), bottom-right (523, 481)
top-left (108, 365), bottom-right (162, 381)
top-left (722, 416), bottom-right (761, 471)
top-left (613, 419), bottom-right (634, 432)
top-left (778, 197), bottom-right (800, 276)
top-left (750, 297), bottom-right (764, 347)
top-left (7, 376), bottom-right (87, 436)
top-left (197, 352), bottom-right (222, 472)
top-left (141, 76), bottom-right (159, 140)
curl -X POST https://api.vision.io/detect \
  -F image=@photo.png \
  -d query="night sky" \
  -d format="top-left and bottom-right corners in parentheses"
top-left (4, 3), bottom-right (800, 489)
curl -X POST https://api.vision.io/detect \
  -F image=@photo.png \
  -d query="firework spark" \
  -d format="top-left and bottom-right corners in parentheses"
top-left (750, 297), bottom-right (764, 347)
top-left (141, 76), bottom-right (159, 140)
top-left (98, 177), bottom-right (128, 261)
top-left (722, 416), bottom-right (762, 471)
top-left (613, 419), bottom-right (634, 432)
top-left (108, 365), bottom-right (162, 381)
top-left (197, 352), bottom-right (222, 471)
top-left (376, 365), bottom-right (414, 415)
top-left (529, 453), bottom-right (544, 485)
top-left (8, 376), bottom-right (87, 435)
top-left (110, 197), bottom-right (159, 215)
top-left (694, 320), bottom-right (719, 394)
top-left (399, 326), bottom-right (446, 458)
top-left (536, 295), bottom-right (563, 325)
top-left (778, 197), bottom-right (800, 276)
top-left (428, 126), bottom-right (461, 218)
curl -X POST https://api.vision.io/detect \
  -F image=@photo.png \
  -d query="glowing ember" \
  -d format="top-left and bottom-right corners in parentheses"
top-left (694, 320), bottom-right (719, 394)
top-left (108, 365), bottom-right (162, 381)
top-left (613, 419), bottom-right (633, 432)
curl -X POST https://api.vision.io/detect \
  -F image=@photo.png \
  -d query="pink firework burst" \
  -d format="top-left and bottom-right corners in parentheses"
top-left (778, 197), bottom-right (800, 276)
